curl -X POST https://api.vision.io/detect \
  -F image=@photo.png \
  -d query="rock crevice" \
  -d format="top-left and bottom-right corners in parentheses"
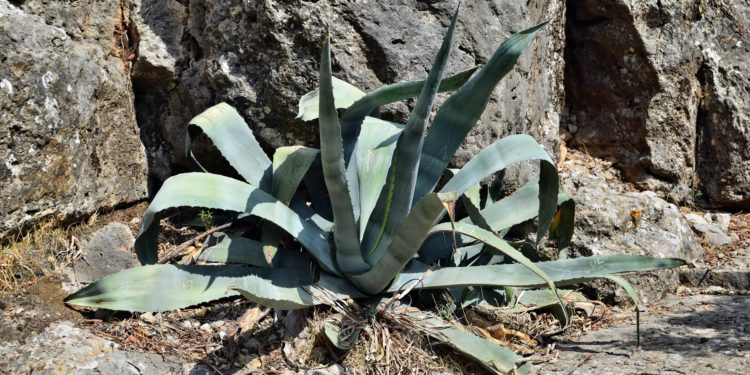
top-left (563, 0), bottom-right (750, 209)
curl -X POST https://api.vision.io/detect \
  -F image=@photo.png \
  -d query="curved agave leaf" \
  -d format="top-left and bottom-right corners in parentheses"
top-left (351, 193), bottom-right (449, 295)
top-left (319, 37), bottom-right (369, 274)
top-left (186, 103), bottom-right (272, 190)
top-left (234, 272), bottom-right (366, 310)
top-left (453, 243), bottom-right (486, 266)
top-left (271, 146), bottom-right (320, 204)
top-left (472, 179), bottom-right (574, 233)
top-left (263, 146), bottom-right (320, 262)
top-left (323, 319), bottom-right (362, 350)
top-left (606, 275), bottom-right (640, 306)
top-left (417, 182), bottom-right (573, 267)
top-left (297, 77), bottom-right (366, 122)
top-left (397, 306), bottom-right (529, 375)
top-left (440, 135), bottom-right (558, 244)
top-left (65, 264), bottom-right (311, 312)
top-left (415, 231), bottom-right (475, 266)
top-left (298, 67), bottom-right (477, 164)
top-left (298, 68), bottom-right (477, 125)
top-left (442, 168), bottom-right (490, 231)
top-left (339, 67), bottom-right (478, 162)
top-left (415, 22), bottom-right (548, 201)
top-left (605, 275), bottom-right (642, 346)
top-left (498, 289), bottom-right (586, 314)
top-left (430, 221), bottom-right (567, 322)
top-left (134, 173), bottom-right (338, 275)
top-left (473, 179), bottom-right (538, 231)
top-left (362, 8), bottom-right (459, 260)
top-left (552, 191), bottom-right (575, 258)
top-left (341, 67), bottom-right (477, 123)
top-left (354, 117), bottom-right (403, 239)
top-left (302, 157), bottom-right (334, 221)
top-left (289, 193), bottom-right (334, 232)
top-left (198, 232), bottom-right (310, 269)
top-left (390, 255), bottom-right (686, 291)
top-left (64, 264), bottom-right (365, 313)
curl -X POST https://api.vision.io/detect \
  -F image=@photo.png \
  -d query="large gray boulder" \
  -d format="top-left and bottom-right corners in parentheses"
top-left (564, 0), bottom-right (750, 208)
top-left (130, 0), bottom-right (566, 184)
top-left (0, 1), bottom-right (148, 239)
top-left (0, 321), bottom-right (187, 374)
top-left (562, 168), bottom-right (703, 303)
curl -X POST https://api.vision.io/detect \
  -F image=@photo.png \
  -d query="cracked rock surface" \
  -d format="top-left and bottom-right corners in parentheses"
top-left (129, 0), bottom-right (566, 187)
top-left (0, 321), bottom-right (195, 374)
top-left (0, 0), bottom-right (148, 239)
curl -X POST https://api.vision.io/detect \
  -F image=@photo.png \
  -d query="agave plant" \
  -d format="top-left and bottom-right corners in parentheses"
top-left (66, 8), bottom-right (684, 374)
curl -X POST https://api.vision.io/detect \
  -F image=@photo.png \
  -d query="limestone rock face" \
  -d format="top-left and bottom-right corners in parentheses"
top-left (564, 0), bottom-right (750, 208)
top-left (0, 1), bottom-right (148, 239)
top-left (130, 0), bottom-right (566, 185)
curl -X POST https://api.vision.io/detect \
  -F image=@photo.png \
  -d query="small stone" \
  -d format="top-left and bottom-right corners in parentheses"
top-left (717, 253), bottom-right (725, 259)
top-left (684, 213), bottom-right (708, 227)
top-left (324, 364), bottom-right (345, 375)
top-left (711, 213), bottom-right (731, 232)
top-left (248, 358), bottom-right (262, 369)
top-left (568, 124), bottom-right (578, 134)
top-left (140, 312), bottom-right (156, 323)
top-left (210, 320), bottom-right (225, 328)
top-left (63, 223), bottom-right (139, 292)
top-left (200, 323), bottom-right (212, 333)
top-left (182, 320), bottom-right (192, 329)
top-left (693, 223), bottom-right (733, 247)
top-left (705, 286), bottom-right (727, 295)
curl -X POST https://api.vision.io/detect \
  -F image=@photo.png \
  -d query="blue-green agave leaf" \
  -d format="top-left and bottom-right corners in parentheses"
top-left (440, 135), bottom-right (558, 244)
top-left (297, 77), bottom-right (366, 122)
top-left (361, 7), bottom-right (459, 261)
top-left (339, 66), bottom-right (478, 162)
top-left (198, 232), bottom-right (310, 269)
top-left (289, 193), bottom-right (334, 232)
top-left (552, 191), bottom-right (575, 258)
top-left (271, 146), bottom-right (320, 204)
top-left (319, 36), bottom-right (369, 274)
top-left (263, 145), bottom-right (321, 262)
top-left (415, 22), bottom-right (548, 201)
top-left (64, 264), bottom-right (312, 312)
top-left (186, 103), bottom-right (272, 190)
top-left (351, 193), bottom-right (450, 294)
top-left (397, 306), bottom-right (529, 375)
top-left (354, 117), bottom-right (403, 239)
top-left (134, 173), bottom-right (338, 274)
top-left (391, 255), bottom-right (686, 291)
top-left (430, 221), bottom-right (567, 322)
top-left (234, 272), bottom-right (366, 310)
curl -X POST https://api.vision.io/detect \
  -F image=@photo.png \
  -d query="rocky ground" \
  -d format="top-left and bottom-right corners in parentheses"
top-left (0, 197), bottom-right (747, 374)
top-left (538, 292), bottom-right (750, 374)
top-left (2, 1), bottom-right (750, 373)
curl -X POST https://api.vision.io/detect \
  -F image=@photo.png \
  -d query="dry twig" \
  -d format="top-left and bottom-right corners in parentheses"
top-left (158, 222), bottom-right (232, 264)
